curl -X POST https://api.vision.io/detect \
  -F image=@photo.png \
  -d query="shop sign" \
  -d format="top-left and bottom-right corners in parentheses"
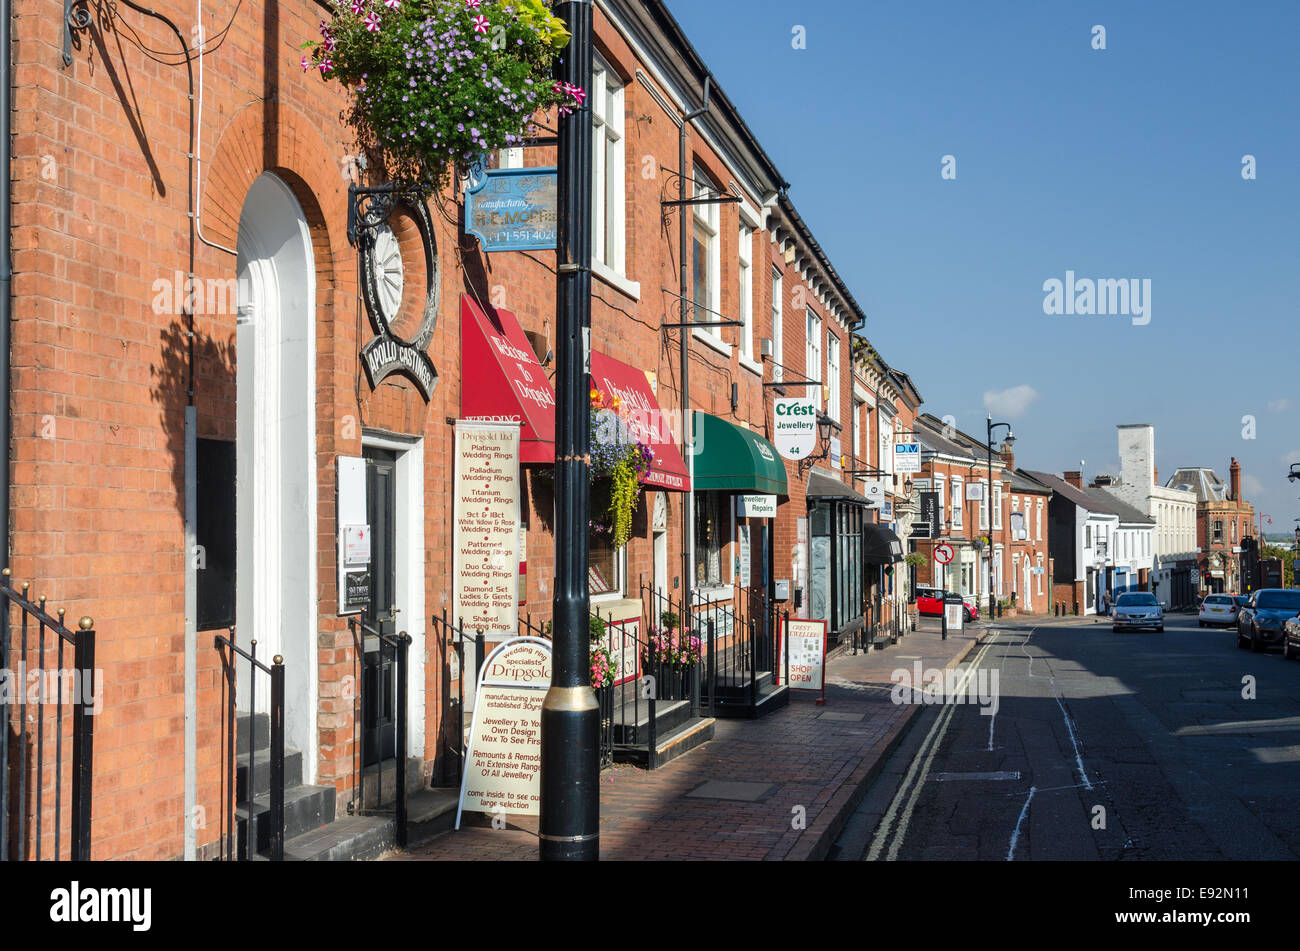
top-left (453, 421), bottom-right (520, 636)
top-left (965, 482), bottom-right (985, 501)
top-left (778, 618), bottom-right (827, 703)
top-left (830, 436), bottom-right (843, 470)
top-left (464, 168), bottom-right (559, 252)
top-left (861, 479), bottom-right (886, 509)
top-left (893, 442), bottom-right (922, 474)
top-left (736, 494), bottom-right (777, 518)
top-left (456, 637), bottom-right (551, 827)
top-left (774, 396), bottom-right (818, 460)
top-left (738, 525), bottom-right (752, 588)
top-left (912, 491), bottom-right (940, 538)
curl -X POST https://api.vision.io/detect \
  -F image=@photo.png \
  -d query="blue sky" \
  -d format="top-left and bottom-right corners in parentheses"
top-left (667, 0), bottom-right (1300, 535)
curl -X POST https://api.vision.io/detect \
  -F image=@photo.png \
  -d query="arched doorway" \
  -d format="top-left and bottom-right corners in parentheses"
top-left (235, 173), bottom-right (318, 777)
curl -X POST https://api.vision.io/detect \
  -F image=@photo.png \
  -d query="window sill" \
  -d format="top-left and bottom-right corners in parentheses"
top-left (738, 354), bottom-right (763, 377)
top-left (592, 259), bottom-right (640, 301)
top-left (692, 326), bottom-right (733, 358)
top-left (591, 590), bottom-right (625, 606)
top-left (693, 584), bottom-right (733, 603)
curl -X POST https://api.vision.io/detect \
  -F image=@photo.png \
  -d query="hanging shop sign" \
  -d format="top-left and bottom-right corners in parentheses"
top-left (456, 636), bottom-right (552, 827)
top-left (774, 396), bottom-right (818, 460)
top-left (861, 479), bottom-right (886, 509)
top-left (350, 186), bottom-right (440, 401)
top-left (965, 482), bottom-right (985, 501)
top-left (778, 617), bottom-right (827, 704)
top-left (464, 167), bottom-right (559, 252)
top-left (736, 494), bottom-right (777, 518)
top-left (453, 421), bottom-right (521, 636)
top-left (912, 491), bottom-right (940, 539)
top-left (893, 442), bottom-right (922, 474)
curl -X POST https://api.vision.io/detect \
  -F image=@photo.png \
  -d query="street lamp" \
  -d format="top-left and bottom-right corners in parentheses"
top-left (986, 416), bottom-right (1014, 615)
top-left (1289, 464), bottom-right (1300, 484)
top-left (798, 412), bottom-right (841, 476)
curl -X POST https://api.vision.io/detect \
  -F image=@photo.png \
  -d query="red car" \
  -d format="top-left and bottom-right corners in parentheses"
top-left (916, 586), bottom-right (978, 623)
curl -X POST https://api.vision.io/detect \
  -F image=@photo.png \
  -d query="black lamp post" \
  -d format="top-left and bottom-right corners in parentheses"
top-left (986, 416), bottom-right (1014, 616)
top-left (799, 412), bottom-right (840, 477)
top-left (1288, 464), bottom-right (1300, 484)
top-left (540, 0), bottom-right (598, 862)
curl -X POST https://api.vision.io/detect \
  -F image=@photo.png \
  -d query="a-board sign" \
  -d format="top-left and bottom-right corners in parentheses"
top-left (778, 617), bottom-right (827, 704)
top-left (945, 603), bottom-right (964, 631)
top-left (456, 636), bottom-right (552, 828)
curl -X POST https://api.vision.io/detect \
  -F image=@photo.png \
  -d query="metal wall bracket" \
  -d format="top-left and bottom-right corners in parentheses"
top-left (62, 0), bottom-right (93, 68)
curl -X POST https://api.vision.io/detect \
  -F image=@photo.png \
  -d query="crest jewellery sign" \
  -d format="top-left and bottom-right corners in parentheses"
top-left (778, 618), bottom-right (827, 705)
top-left (774, 396), bottom-right (818, 460)
top-left (893, 442), bottom-right (922, 474)
top-left (464, 167), bottom-right (559, 252)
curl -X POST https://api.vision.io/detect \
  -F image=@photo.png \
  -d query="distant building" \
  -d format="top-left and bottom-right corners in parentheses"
top-left (1165, 459), bottom-right (1256, 595)
top-left (1095, 425), bottom-right (1198, 609)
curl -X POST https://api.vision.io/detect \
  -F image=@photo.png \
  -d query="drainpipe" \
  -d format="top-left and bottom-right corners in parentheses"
top-left (2, 0), bottom-right (11, 588)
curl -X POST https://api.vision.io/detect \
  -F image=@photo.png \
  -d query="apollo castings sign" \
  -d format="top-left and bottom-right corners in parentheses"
top-left (773, 396), bottom-right (818, 460)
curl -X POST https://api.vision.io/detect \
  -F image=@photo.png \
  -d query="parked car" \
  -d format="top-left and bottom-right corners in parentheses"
top-left (1284, 615), bottom-right (1300, 661)
top-left (915, 586), bottom-right (977, 623)
top-left (1236, 589), bottom-right (1300, 652)
top-left (1111, 591), bottom-right (1165, 632)
top-left (1199, 594), bottom-right (1243, 627)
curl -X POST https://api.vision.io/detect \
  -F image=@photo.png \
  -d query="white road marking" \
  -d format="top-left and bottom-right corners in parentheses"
top-left (865, 634), bottom-right (1000, 861)
top-left (1006, 785), bottom-right (1037, 861)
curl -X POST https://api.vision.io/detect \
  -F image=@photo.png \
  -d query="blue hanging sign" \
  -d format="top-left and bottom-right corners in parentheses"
top-left (464, 167), bottom-right (559, 252)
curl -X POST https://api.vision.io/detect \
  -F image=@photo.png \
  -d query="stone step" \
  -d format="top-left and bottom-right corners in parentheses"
top-left (236, 747), bottom-right (303, 802)
top-left (614, 716), bottom-right (715, 769)
top-left (283, 788), bottom-right (459, 861)
top-left (709, 681), bottom-right (790, 719)
top-left (611, 696), bottom-right (691, 743)
top-left (233, 713), bottom-right (270, 755)
top-left (234, 783), bottom-right (336, 857)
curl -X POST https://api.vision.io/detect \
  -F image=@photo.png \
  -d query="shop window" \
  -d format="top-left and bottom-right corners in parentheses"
top-left (826, 332), bottom-right (840, 422)
top-left (695, 492), bottom-right (726, 588)
top-left (196, 438), bottom-right (236, 631)
top-left (950, 479), bottom-right (963, 530)
top-left (589, 529), bottom-right (625, 599)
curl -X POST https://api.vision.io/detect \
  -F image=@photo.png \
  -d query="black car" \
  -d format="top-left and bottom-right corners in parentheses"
top-left (1236, 589), bottom-right (1300, 653)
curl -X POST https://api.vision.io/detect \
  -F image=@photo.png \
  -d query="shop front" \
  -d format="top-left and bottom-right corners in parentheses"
top-left (805, 467), bottom-right (873, 643)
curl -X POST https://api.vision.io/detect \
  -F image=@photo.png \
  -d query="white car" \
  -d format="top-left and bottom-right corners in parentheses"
top-left (1112, 591), bottom-right (1165, 632)
top-left (1198, 594), bottom-right (1244, 627)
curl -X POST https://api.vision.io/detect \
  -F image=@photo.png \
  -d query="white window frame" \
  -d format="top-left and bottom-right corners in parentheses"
top-left (806, 307), bottom-right (822, 409)
top-left (1036, 498), bottom-right (1043, 541)
top-left (993, 482), bottom-right (1003, 530)
top-left (979, 480), bottom-right (990, 531)
top-left (770, 266), bottom-right (783, 382)
top-left (589, 534), bottom-right (627, 604)
top-left (851, 399), bottom-right (863, 459)
top-left (1036, 553), bottom-right (1044, 595)
top-left (951, 477), bottom-right (964, 530)
top-left (826, 332), bottom-right (840, 422)
top-left (737, 205), bottom-right (760, 371)
top-left (591, 55), bottom-right (626, 277)
top-left (936, 474), bottom-right (947, 528)
top-left (691, 166), bottom-right (724, 351)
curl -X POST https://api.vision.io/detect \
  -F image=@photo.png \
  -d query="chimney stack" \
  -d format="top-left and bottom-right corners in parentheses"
top-left (1064, 470), bottom-right (1083, 489)
top-left (1230, 457), bottom-right (1241, 501)
top-left (1000, 443), bottom-right (1016, 474)
top-left (1153, 466), bottom-right (1158, 486)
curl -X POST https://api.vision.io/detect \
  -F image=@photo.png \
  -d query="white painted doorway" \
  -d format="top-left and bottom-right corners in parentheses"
top-left (235, 173), bottom-right (318, 779)
top-left (653, 492), bottom-right (668, 624)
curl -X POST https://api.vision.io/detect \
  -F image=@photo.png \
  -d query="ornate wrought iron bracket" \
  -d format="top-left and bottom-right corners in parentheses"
top-left (62, 0), bottom-right (93, 68)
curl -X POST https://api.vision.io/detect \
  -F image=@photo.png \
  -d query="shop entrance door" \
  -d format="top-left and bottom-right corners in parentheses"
top-left (362, 448), bottom-right (398, 767)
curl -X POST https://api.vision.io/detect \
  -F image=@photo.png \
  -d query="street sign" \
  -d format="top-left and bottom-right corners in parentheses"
top-left (893, 442), bottom-right (921, 474)
top-left (935, 543), bottom-right (955, 565)
top-left (773, 396), bottom-right (818, 460)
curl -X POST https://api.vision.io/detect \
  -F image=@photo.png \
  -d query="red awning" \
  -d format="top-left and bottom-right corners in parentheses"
top-left (460, 294), bottom-right (556, 464)
top-left (590, 351), bottom-right (690, 492)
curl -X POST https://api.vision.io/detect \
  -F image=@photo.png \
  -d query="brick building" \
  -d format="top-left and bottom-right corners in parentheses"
top-left (3, 0), bottom-right (878, 859)
top-left (1165, 460), bottom-right (1255, 595)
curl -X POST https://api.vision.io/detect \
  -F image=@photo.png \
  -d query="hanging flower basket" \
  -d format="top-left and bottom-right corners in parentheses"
top-left (304, 0), bottom-right (584, 188)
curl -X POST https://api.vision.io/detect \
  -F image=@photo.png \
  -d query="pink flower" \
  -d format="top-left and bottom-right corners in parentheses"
top-left (472, 14), bottom-right (489, 33)
top-left (384, 0), bottom-right (399, 6)
top-left (300, 54), bottom-right (311, 71)
top-left (365, 10), bottom-right (380, 30)
top-left (349, 0), bottom-right (364, 12)
top-left (465, 0), bottom-right (482, 7)
top-left (319, 58), bottom-right (333, 74)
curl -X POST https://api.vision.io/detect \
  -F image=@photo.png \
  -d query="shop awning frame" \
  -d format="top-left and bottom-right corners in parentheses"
top-left (864, 523), bottom-right (905, 565)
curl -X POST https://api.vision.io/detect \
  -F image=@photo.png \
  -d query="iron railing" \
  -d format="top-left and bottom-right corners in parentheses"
top-left (0, 571), bottom-right (96, 861)
top-left (347, 618), bottom-right (411, 848)
top-left (214, 629), bottom-right (285, 861)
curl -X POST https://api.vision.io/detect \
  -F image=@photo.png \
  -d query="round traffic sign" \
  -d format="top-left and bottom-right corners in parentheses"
top-left (934, 543), bottom-right (955, 565)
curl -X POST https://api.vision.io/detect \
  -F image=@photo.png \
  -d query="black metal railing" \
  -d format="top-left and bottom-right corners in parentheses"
top-left (0, 571), bottom-right (96, 861)
top-left (347, 618), bottom-right (411, 848)
top-left (214, 629), bottom-right (285, 861)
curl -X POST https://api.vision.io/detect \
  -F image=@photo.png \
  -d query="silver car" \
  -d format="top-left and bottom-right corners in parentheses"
top-left (1111, 591), bottom-right (1165, 632)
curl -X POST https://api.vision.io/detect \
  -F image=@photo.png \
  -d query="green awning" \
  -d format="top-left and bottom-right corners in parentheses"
top-left (691, 412), bottom-right (789, 496)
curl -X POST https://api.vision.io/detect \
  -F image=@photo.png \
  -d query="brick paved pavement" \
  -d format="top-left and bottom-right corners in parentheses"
top-left (389, 618), bottom-right (996, 861)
